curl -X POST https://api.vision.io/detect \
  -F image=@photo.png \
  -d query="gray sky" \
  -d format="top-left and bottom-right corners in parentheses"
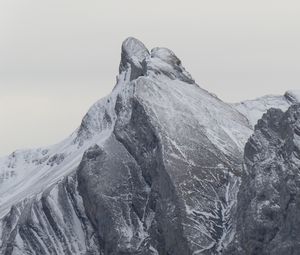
top-left (1, 0), bottom-right (300, 156)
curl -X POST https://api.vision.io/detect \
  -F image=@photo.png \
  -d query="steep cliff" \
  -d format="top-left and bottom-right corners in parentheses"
top-left (226, 104), bottom-right (300, 255)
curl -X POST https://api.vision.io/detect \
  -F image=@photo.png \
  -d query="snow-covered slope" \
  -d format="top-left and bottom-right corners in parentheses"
top-left (233, 90), bottom-right (300, 127)
top-left (0, 90), bottom-right (119, 218)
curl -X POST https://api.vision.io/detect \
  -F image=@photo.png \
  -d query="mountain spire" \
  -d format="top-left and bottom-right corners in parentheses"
top-left (119, 37), bottom-right (149, 81)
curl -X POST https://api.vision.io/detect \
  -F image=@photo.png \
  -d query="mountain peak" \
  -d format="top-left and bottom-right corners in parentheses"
top-left (121, 37), bottom-right (149, 60)
top-left (119, 37), bottom-right (194, 84)
top-left (146, 47), bottom-right (195, 84)
top-left (119, 37), bottom-right (149, 80)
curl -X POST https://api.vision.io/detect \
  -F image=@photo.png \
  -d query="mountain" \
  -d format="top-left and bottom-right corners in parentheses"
top-left (226, 104), bottom-right (300, 255)
top-left (0, 37), bottom-right (299, 255)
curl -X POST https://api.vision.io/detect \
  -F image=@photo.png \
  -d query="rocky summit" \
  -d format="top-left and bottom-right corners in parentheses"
top-left (0, 37), bottom-right (299, 255)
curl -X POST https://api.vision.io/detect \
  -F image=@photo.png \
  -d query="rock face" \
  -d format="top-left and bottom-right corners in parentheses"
top-left (119, 37), bottom-right (149, 81)
top-left (226, 104), bottom-right (300, 255)
top-left (0, 174), bottom-right (100, 255)
top-left (74, 37), bottom-right (253, 255)
top-left (0, 37), bottom-right (299, 255)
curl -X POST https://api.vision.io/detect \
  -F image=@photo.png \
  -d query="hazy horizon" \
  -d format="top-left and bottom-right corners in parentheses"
top-left (1, 0), bottom-right (300, 156)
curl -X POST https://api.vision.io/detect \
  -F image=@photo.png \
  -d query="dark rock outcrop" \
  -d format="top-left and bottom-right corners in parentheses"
top-left (226, 104), bottom-right (300, 255)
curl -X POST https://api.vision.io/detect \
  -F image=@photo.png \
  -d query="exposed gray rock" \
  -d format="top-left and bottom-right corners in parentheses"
top-left (284, 91), bottom-right (300, 104)
top-left (47, 153), bottom-right (65, 166)
top-left (76, 56), bottom-right (251, 254)
top-left (226, 104), bottom-right (300, 255)
top-left (119, 37), bottom-right (149, 81)
top-left (0, 174), bottom-right (100, 255)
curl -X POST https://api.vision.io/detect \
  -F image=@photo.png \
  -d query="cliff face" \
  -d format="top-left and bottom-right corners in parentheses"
top-left (75, 37), bottom-right (253, 254)
top-left (226, 104), bottom-right (300, 255)
top-left (0, 37), bottom-right (299, 255)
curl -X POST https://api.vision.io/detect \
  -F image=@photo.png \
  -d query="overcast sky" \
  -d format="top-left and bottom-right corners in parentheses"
top-left (1, 0), bottom-right (300, 156)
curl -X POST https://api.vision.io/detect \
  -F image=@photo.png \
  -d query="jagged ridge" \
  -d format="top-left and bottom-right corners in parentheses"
top-left (225, 104), bottom-right (300, 255)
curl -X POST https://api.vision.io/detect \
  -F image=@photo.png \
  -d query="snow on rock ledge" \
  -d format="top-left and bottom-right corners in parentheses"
top-left (233, 90), bottom-right (300, 128)
top-left (146, 47), bottom-right (195, 84)
top-left (284, 90), bottom-right (300, 104)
